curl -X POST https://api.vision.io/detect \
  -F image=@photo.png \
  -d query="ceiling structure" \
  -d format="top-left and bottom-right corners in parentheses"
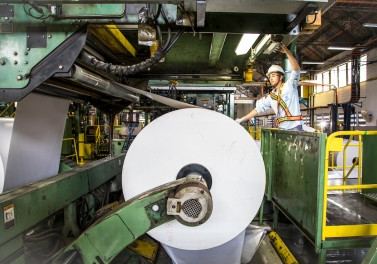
top-left (298, 0), bottom-right (377, 75)
top-left (2, 0), bottom-right (377, 106)
top-left (105, 0), bottom-right (377, 84)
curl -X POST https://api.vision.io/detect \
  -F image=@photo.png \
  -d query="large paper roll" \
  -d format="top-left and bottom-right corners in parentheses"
top-left (0, 155), bottom-right (4, 193)
top-left (4, 93), bottom-right (69, 191)
top-left (122, 108), bottom-right (265, 250)
top-left (0, 118), bottom-right (14, 175)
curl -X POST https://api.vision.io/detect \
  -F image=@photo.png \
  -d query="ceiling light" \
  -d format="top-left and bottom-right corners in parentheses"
top-left (254, 34), bottom-right (271, 54)
top-left (263, 42), bottom-right (280, 55)
top-left (235, 34), bottom-right (260, 55)
top-left (327, 46), bottom-right (353, 51)
top-left (363, 23), bottom-right (377, 28)
top-left (302, 61), bottom-right (324, 65)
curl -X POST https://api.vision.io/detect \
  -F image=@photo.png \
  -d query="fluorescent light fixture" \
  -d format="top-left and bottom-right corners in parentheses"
top-left (300, 70), bottom-right (307, 73)
top-left (254, 34), bottom-right (271, 54)
top-left (235, 34), bottom-right (260, 55)
top-left (363, 23), bottom-right (377, 28)
top-left (327, 46), bottom-right (353, 51)
top-left (302, 61), bottom-right (324, 65)
top-left (263, 42), bottom-right (280, 55)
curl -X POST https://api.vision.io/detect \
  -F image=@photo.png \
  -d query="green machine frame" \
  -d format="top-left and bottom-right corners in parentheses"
top-left (0, 154), bottom-right (125, 264)
top-left (261, 129), bottom-right (377, 263)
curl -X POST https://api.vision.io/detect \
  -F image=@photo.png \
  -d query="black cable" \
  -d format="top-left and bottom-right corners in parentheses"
top-left (164, 26), bottom-right (172, 51)
top-left (80, 48), bottom-right (166, 76)
top-left (23, 2), bottom-right (50, 20)
top-left (156, 24), bottom-right (163, 49)
top-left (160, 5), bottom-right (169, 25)
top-left (153, 4), bottom-right (162, 23)
top-left (164, 28), bottom-right (184, 53)
top-left (307, 12), bottom-right (318, 25)
top-left (160, 5), bottom-right (172, 50)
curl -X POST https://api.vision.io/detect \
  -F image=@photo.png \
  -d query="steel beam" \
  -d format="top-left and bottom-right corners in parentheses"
top-left (208, 33), bottom-right (227, 67)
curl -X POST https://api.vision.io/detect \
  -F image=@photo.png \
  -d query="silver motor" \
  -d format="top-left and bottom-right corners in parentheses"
top-left (167, 174), bottom-right (213, 226)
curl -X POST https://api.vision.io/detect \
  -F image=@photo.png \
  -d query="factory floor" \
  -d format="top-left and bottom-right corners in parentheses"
top-left (150, 216), bottom-right (370, 264)
top-left (115, 192), bottom-right (374, 264)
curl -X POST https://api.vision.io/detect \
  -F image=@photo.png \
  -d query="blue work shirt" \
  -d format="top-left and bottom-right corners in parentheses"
top-left (255, 70), bottom-right (303, 130)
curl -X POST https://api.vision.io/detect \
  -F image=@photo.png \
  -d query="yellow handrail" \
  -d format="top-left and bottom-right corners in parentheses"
top-left (0, 102), bottom-right (14, 117)
top-left (322, 130), bottom-right (377, 241)
top-left (62, 138), bottom-right (79, 165)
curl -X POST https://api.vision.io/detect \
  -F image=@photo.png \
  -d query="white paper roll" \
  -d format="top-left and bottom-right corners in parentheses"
top-left (336, 139), bottom-right (359, 167)
top-left (0, 155), bottom-right (4, 194)
top-left (122, 108), bottom-right (266, 250)
top-left (0, 118), bottom-right (14, 174)
top-left (4, 93), bottom-right (70, 191)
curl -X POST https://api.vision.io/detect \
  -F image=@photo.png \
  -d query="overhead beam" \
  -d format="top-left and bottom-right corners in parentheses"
top-left (208, 33), bottom-right (227, 67)
top-left (0, 0), bottom-right (182, 3)
top-left (89, 25), bottom-right (136, 57)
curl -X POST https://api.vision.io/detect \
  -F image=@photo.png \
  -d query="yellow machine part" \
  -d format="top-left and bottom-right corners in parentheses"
top-left (245, 65), bottom-right (253, 83)
top-left (89, 25), bottom-right (136, 57)
top-left (84, 143), bottom-right (94, 159)
top-left (78, 133), bottom-right (86, 165)
top-left (269, 231), bottom-right (299, 264)
top-left (128, 238), bottom-right (159, 262)
top-left (327, 137), bottom-right (343, 152)
top-left (301, 10), bottom-right (322, 35)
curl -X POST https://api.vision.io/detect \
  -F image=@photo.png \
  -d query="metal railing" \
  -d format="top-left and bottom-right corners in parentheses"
top-left (322, 130), bottom-right (377, 240)
top-left (62, 138), bottom-right (79, 164)
top-left (0, 102), bottom-right (15, 117)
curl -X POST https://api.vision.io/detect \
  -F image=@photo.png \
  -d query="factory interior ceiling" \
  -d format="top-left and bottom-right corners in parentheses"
top-left (2, 0), bottom-right (377, 105)
top-left (77, 0), bottom-right (377, 88)
top-left (298, 0), bottom-right (377, 74)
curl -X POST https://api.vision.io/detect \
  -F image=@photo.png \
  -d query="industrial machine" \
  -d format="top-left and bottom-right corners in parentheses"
top-left (0, 153), bottom-right (213, 263)
top-left (10, 1), bottom-right (376, 264)
top-left (52, 174), bottom-right (213, 264)
top-left (261, 129), bottom-right (377, 263)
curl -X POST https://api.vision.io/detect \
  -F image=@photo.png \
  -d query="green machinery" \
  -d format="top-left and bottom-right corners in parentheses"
top-left (261, 129), bottom-right (377, 263)
top-left (0, 154), bottom-right (125, 264)
top-left (0, 152), bottom-right (213, 264)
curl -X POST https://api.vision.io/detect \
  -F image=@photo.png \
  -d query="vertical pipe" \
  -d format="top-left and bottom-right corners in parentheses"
top-left (331, 103), bottom-right (338, 133)
top-left (78, 133), bottom-right (85, 165)
top-left (109, 115), bottom-right (114, 157)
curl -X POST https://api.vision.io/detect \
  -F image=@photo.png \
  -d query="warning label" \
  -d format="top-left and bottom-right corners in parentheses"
top-left (3, 204), bottom-right (15, 230)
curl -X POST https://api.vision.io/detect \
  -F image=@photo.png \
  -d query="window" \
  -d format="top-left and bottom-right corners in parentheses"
top-left (311, 53), bottom-right (367, 91)
top-left (323, 71), bottom-right (330, 91)
top-left (347, 62), bottom-right (352, 85)
top-left (338, 64), bottom-right (347, 88)
top-left (331, 68), bottom-right (338, 88)
top-left (315, 73), bottom-right (322, 93)
top-left (360, 54), bottom-right (367, 82)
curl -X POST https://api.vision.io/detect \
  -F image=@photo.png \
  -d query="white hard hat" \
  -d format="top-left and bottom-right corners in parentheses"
top-left (266, 65), bottom-right (285, 77)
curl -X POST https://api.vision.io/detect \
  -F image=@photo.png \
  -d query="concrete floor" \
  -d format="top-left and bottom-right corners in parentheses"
top-left (118, 192), bottom-right (375, 264)
top-left (151, 219), bottom-right (370, 264)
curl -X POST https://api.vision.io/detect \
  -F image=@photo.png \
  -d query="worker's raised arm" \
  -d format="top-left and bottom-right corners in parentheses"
top-left (280, 43), bottom-right (300, 72)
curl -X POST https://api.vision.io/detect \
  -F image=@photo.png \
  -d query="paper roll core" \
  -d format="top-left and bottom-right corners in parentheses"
top-left (176, 163), bottom-right (212, 190)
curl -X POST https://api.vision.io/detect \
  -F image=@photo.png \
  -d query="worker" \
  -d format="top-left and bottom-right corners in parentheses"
top-left (236, 43), bottom-right (303, 131)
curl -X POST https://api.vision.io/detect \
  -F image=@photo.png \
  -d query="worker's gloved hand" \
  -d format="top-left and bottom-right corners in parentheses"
top-left (235, 117), bottom-right (245, 124)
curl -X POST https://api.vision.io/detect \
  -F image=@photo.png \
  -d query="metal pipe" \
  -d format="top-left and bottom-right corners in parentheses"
top-left (109, 114), bottom-right (114, 157)
top-left (69, 65), bottom-right (139, 103)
